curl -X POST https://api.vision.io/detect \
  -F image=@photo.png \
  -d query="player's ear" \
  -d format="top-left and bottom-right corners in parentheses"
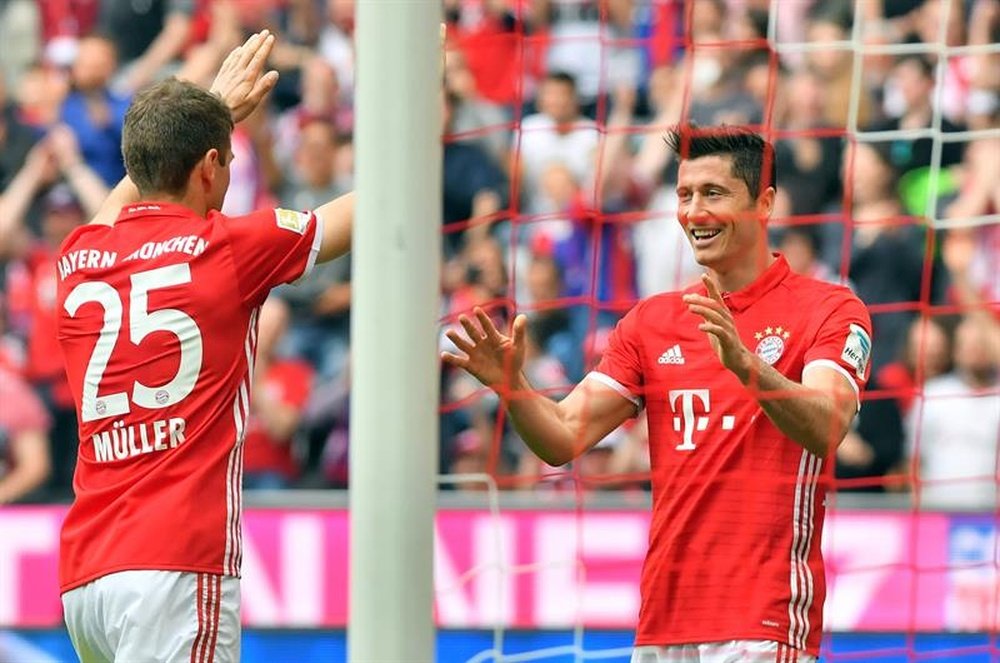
top-left (200, 148), bottom-right (221, 187)
top-left (757, 186), bottom-right (775, 222)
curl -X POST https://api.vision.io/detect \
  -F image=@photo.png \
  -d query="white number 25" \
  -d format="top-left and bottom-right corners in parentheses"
top-left (63, 264), bottom-right (204, 422)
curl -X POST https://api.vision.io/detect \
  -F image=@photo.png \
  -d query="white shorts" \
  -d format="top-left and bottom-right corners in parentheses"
top-left (62, 570), bottom-right (240, 663)
top-left (632, 640), bottom-right (816, 663)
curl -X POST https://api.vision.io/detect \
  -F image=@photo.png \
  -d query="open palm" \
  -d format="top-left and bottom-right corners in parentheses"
top-left (209, 30), bottom-right (279, 123)
top-left (441, 308), bottom-right (527, 389)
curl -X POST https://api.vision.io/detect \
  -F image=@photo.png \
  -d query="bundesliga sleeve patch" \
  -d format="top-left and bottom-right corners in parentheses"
top-left (841, 323), bottom-right (872, 379)
top-left (274, 208), bottom-right (311, 235)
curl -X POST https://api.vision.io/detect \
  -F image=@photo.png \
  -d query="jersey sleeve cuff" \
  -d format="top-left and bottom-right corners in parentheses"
top-left (293, 211), bottom-right (325, 285)
top-left (802, 359), bottom-right (861, 412)
top-left (585, 371), bottom-right (644, 412)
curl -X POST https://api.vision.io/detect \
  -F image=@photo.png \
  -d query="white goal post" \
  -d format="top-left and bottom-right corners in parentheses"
top-left (350, 3), bottom-right (442, 661)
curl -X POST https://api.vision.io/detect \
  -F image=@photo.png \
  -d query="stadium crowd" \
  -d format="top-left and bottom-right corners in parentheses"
top-left (0, 0), bottom-right (996, 507)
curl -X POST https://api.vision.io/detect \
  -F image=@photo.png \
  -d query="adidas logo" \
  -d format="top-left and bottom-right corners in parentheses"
top-left (658, 344), bottom-right (685, 365)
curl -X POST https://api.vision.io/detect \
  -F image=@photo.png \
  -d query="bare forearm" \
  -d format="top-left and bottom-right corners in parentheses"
top-left (502, 374), bottom-right (584, 466)
top-left (736, 356), bottom-right (852, 456)
top-left (0, 434), bottom-right (50, 504)
top-left (0, 165), bottom-right (45, 229)
top-left (64, 162), bottom-right (112, 218)
top-left (315, 191), bottom-right (354, 263)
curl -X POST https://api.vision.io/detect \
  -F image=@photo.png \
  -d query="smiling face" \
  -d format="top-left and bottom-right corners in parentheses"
top-left (676, 154), bottom-right (771, 272)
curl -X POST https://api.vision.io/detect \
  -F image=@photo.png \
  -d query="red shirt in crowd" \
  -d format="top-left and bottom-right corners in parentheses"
top-left (242, 359), bottom-right (313, 481)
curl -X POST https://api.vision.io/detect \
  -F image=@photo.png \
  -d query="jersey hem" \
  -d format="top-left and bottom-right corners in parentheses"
top-left (634, 630), bottom-right (818, 658)
top-left (60, 563), bottom-right (239, 594)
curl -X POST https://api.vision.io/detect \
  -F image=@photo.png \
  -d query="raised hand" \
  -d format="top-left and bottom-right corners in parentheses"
top-left (683, 274), bottom-right (753, 381)
top-left (209, 30), bottom-right (279, 123)
top-left (441, 308), bottom-right (528, 389)
top-left (47, 125), bottom-right (84, 171)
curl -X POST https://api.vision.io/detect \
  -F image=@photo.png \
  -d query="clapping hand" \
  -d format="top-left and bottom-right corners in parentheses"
top-left (441, 308), bottom-right (528, 390)
top-left (683, 275), bottom-right (754, 382)
top-left (209, 30), bottom-right (280, 123)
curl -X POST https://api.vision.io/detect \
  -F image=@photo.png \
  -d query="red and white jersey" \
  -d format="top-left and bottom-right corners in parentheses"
top-left (56, 202), bottom-right (322, 593)
top-left (592, 255), bottom-right (871, 656)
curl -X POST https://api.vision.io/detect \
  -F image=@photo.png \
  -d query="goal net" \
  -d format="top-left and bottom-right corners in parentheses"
top-left (438, 0), bottom-right (1000, 660)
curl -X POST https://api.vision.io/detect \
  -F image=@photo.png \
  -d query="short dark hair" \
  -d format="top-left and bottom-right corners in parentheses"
top-left (665, 124), bottom-right (776, 197)
top-left (895, 53), bottom-right (935, 79)
top-left (122, 78), bottom-right (233, 196)
top-left (543, 71), bottom-right (577, 92)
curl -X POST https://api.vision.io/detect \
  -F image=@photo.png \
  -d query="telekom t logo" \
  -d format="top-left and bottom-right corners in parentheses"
top-left (668, 389), bottom-right (736, 451)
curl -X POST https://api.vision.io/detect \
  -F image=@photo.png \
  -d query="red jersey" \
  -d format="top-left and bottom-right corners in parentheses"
top-left (242, 359), bottom-right (313, 480)
top-left (56, 202), bottom-right (322, 592)
top-left (592, 255), bottom-right (871, 655)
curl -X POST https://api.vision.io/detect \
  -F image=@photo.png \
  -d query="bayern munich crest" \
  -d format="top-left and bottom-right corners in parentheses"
top-left (754, 326), bottom-right (790, 365)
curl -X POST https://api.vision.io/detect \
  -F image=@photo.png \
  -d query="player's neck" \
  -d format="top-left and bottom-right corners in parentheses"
top-left (710, 247), bottom-right (775, 294)
top-left (140, 191), bottom-right (210, 218)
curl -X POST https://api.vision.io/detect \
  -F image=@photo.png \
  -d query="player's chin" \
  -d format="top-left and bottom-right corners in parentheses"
top-left (687, 239), bottom-right (725, 267)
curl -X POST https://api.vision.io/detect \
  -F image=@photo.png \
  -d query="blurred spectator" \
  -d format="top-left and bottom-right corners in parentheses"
top-left (835, 375), bottom-right (906, 492)
top-left (533, 0), bottom-right (640, 110)
top-left (443, 47), bottom-right (510, 163)
top-left (684, 28), bottom-right (763, 127)
top-left (442, 91), bottom-right (508, 257)
top-left (908, 314), bottom-right (1000, 509)
top-left (444, 0), bottom-right (539, 108)
top-left (878, 315), bottom-right (956, 416)
top-left (841, 141), bottom-right (932, 373)
top-left (1, 130), bottom-right (108, 499)
top-left (98, 0), bottom-right (198, 94)
top-left (804, 2), bottom-right (875, 129)
top-left (15, 61), bottom-right (69, 128)
top-left (778, 226), bottom-right (843, 285)
top-left (942, 121), bottom-right (1000, 313)
top-left (274, 56), bottom-right (352, 167)
top-left (38, 0), bottom-right (100, 69)
top-left (0, 72), bottom-right (39, 190)
top-left (316, 0), bottom-right (356, 108)
top-left (517, 71), bottom-right (599, 213)
top-left (522, 252), bottom-right (576, 375)
top-left (774, 68), bottom-right (843, 216)
top-left (244, 298), bottom-right (313, 490)
top-left (0, 0), bottom-right (40, 89)
top-left (271, 119), bottom-right (352, 381)
top-left (872, 55), bottom-right (966, 214)
top-left (628, 65), bottom-right (702, 297)
top-left (0, 364), bottom-right (52, 504)
top-left (60, 35), bottom-right (129, 186)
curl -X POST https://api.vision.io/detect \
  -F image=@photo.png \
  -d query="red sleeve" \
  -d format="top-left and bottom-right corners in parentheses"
top-left (590, 303), bottom-right (645, 411)
top-left (802, 290), bottom-right (873, 406)
top-left (216, 207), bottom-right (323, 308)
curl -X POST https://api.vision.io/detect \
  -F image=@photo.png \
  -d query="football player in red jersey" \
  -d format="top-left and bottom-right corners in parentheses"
top-left (56, 32), bottom-right (354, 662)
top-left (443, 126), bottom-right (872, 662)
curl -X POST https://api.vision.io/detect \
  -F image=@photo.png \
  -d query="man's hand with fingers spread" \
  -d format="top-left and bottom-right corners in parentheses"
top-left (683, 274), bottom-right (754, 383)
top-left (210, 30), bottom-right (280, 123)
top-left (441, 308), bottom-right (528, 390)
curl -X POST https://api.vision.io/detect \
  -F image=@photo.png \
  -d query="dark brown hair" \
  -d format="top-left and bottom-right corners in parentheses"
top-left (666, 124), bottom-right (777, 197)
top-left (122, 78), bottom-right (233, 196)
